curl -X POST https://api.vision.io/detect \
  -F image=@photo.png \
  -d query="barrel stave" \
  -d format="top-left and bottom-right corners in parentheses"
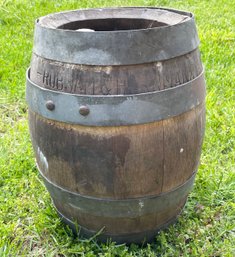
top-left (30, 49), bottom-right (203, 95)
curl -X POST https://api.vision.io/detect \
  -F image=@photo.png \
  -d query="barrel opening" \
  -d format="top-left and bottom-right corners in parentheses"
top-left (58, 18), bottom-right (167, 31)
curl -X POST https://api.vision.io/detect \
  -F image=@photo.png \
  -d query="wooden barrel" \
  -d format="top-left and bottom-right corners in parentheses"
top-left (26, 7), bottom-right (206, 244)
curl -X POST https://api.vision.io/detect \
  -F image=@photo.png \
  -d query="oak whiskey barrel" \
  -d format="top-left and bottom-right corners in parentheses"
top-left (26, 7), bottom-right (206, 244)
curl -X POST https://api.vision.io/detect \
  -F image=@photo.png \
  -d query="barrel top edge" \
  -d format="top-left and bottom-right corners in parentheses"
top-left (35, 6), bottom-right (194, 33)
top-left (32, 7), bottom-right (199, 66)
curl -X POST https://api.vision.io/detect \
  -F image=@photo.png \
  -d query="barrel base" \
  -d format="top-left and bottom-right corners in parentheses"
top-left (54, 203), bottom-right (185, 245)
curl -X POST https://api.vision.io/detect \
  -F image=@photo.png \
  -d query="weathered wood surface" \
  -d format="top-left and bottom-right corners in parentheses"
top-left (30, 49), bottom-right (202, 95)
top-left (29, 102), bottom-right (205, 198)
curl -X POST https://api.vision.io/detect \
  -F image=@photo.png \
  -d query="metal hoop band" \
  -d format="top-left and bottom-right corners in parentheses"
top-left (33, 7), bottom-right (199, 65)
top-left (26, 68), bottom-right (205, 126)
top-left (38, 165), bottom-right (196, 218)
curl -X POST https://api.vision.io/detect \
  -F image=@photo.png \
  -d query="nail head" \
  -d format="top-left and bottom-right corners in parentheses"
top-left (79, 105), bottom-right (90, 116)
top-left (46, 100), bottom-right (55, 111)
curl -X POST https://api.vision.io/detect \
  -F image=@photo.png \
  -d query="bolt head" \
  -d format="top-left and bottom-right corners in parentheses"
top-left (46, 100), bottom-right (55, 111)
top-left (79, 105), bottom-right (90, 116)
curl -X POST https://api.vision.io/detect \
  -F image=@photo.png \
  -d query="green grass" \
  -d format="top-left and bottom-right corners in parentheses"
top-left (0, 0), bottom-right (235, 256)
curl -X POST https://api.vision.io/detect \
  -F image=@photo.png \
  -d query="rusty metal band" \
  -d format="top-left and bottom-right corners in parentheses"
top-left (38, 165), bottom-right (196, 218)
top-left (33, 7), bottom-right (199, 65)
top-left (26, 68), bottom-right (206, 126)
top-left (55, 205), bottom-right (183, 244)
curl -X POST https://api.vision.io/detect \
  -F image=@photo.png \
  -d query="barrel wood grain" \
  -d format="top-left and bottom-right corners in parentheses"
top-left (29, 102), bottom-right (205, 198)
top-left (162, 103), bottom-right (205, 191)
top-left (29, 110), bottom-right (164, 198)
top-left (30, 49), bottom-right (202, 95)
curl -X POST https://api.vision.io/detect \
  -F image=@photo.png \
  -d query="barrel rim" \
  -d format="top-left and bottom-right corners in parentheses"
top-left (36, 7), bottom-right (194, 32)
top-left (33, 7), bottom-right (199, 65)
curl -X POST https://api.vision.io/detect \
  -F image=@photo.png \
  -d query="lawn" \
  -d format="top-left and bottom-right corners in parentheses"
top-left (0, 0), bottom-right (234, 256)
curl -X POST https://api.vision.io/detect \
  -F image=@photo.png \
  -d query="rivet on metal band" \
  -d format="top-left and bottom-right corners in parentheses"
top-left (79, 105), bottom-right (90, 116)
top-left (46, 100), bottom-right (55, 111)
top-left (26, 68), bottom-right (206, 126)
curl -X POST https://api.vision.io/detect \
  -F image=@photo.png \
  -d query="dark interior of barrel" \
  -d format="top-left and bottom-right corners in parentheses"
top-left (57, 18), bottom-right (168, 31)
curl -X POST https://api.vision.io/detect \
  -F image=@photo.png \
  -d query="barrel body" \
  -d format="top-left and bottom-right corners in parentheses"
top-left (26, 7), bottom-right (206, 244)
